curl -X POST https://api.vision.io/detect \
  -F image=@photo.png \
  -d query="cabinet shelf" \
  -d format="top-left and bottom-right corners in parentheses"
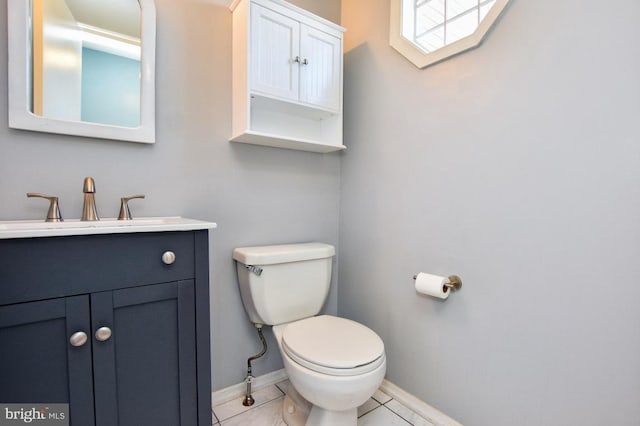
top-left (231, 129), bottom-right (346, 153)
top-left (251, 93), bottom-right (337, 120)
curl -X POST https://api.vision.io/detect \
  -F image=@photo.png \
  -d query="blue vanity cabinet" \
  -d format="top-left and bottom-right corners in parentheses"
top-left (0, 230), bottom-right (212, 426)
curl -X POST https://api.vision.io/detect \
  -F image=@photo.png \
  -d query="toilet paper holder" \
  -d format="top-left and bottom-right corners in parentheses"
top-left (412, 274), bottom-right (462, 292)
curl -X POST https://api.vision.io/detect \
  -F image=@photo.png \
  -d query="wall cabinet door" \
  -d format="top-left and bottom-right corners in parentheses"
top-left (299, 26), bottom-right (341, 111)
top-left (250, 3), bottom-right (300, 102)
top-left (249, 2), bottom-right (341, 112)
top-left (0, 296), bottom-right (95, 426)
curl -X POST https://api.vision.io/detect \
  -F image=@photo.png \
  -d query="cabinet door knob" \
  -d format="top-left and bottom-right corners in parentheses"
top-left (69, 331), bottom-right (88, 347)
top-left (95, 327), bottom-right (112, 342)
top-left (162, 251), bottom-right (176, 265)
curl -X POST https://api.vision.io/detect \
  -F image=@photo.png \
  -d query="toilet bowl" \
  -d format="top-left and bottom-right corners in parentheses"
top-left (273, 315), bottom-right (386, 426)
top-left (233, 243), bottom-right (387, 426)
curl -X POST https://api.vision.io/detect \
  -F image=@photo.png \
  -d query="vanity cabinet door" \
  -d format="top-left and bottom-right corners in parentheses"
top-left (91, 281), bottom-right (197, 426)
top-left (0, 296), bottom-right (95, 426)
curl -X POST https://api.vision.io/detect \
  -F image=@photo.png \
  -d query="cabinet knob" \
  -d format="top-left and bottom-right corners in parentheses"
top-left (95, 327), bottom-right (112, 342)
top-left (69, 331), bottom-right (88, 347)
top-left (162, 251), bottom-right (176, 265)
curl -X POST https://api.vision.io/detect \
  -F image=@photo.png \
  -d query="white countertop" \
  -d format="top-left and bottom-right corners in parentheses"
top-left (0, 217), bottom-right (217, 239)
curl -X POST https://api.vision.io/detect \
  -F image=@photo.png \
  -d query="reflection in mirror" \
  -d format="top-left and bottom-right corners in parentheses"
top-left (32, 0), bottom-right (141, 127)
top-left (7, 0), bottom-right (156, 143)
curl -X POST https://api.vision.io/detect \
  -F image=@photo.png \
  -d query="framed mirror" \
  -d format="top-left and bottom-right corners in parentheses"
top-left (7, 0), bottom-right (156, 143)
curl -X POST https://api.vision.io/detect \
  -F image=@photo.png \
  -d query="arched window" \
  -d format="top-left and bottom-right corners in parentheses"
top-left (390, 0), bottom-right (510, 68)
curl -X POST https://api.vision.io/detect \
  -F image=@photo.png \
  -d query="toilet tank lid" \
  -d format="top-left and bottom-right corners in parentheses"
top-left (233, 243), bottom-right (335, 265)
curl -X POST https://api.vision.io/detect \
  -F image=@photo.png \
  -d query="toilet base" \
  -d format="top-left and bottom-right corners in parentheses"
top-left (306, 406), bottom-right (357, 426)
top-left (281, 386), bottom-right (357, 426)
top-left (282, 388), bottom-right (311, 426)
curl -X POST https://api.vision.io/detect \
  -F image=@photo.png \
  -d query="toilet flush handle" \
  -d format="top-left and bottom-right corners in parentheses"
top-left (243, 264), bottom-right (263, 276)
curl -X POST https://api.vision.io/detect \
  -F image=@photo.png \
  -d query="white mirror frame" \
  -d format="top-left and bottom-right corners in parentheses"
top-left (7, 0), bottom-right (156, 143)
top-left (389, 0), bottom-right (510, 69)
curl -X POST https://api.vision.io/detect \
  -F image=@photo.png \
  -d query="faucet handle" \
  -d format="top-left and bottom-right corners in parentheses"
top-left (27, 193), bottom-right (63, 222)
top-left (118, 195), bottom-right (145, 220)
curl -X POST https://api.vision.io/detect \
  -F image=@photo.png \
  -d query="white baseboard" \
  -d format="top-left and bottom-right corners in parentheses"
top-left (379, 379), bottom-right (463, 426)
top-left (212, 371), bottom-right (462, 425)
top-left (211, 368), bottom-right (288, 406)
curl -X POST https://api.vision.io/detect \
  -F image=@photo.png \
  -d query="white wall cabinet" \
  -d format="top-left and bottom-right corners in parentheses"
top-left (231, 0), bottom-right (346, 153)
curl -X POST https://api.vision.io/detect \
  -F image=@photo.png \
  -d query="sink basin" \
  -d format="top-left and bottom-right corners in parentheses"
top-left (0, 217), bottom-right (217, 239)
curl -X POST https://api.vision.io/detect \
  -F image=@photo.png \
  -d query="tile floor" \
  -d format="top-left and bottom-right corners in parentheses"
top-left (212, 380), bottom-right (437, 426)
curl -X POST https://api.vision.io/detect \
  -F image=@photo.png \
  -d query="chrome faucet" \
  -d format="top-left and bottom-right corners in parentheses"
top-left (81, 177), bottom-right (99, 221)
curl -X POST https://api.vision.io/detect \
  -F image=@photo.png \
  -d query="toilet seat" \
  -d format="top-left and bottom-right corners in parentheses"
top-left (281, 315), bottom-right (385, 377)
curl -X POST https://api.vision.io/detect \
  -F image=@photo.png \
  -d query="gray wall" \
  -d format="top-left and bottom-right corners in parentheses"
top-left (340, 0), bottom-right (640, 425)
top-left (0, 0), bottom-right (341, 391)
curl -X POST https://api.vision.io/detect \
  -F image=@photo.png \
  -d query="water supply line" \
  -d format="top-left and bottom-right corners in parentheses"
top-left (243, 323), bottom-right (267, 406)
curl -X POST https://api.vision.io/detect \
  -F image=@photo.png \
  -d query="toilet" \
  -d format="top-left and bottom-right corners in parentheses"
top-left (233, 243), bottom-right (386, 426)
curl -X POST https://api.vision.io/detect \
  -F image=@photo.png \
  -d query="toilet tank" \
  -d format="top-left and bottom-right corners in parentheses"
top-left (233, 243), bottom-right (335, 326)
